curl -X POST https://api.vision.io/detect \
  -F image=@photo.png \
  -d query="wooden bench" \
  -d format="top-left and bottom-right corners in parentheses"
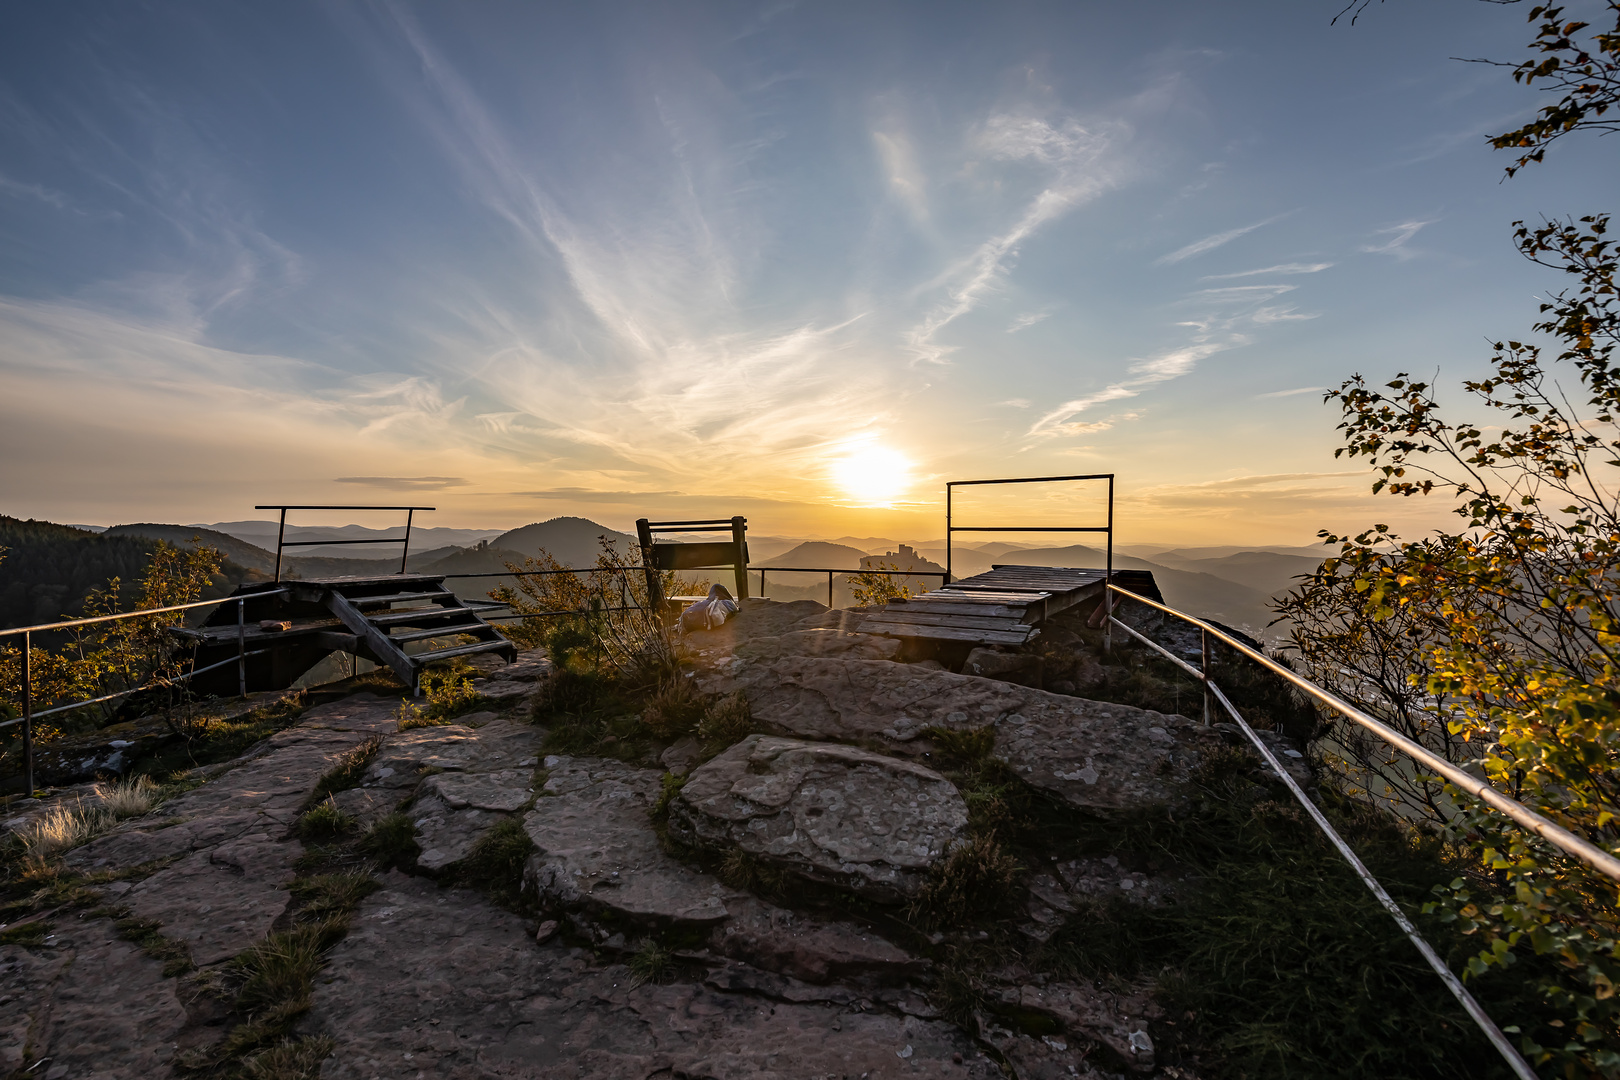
top-left (635, 516), bottom-right (750, 618)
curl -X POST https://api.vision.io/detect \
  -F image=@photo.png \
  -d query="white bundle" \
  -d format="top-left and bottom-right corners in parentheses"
top-left (678, 583), bottom-right (738, 633)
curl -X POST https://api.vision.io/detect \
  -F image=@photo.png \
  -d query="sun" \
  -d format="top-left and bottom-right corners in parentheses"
top-left (831, 445), bottom-right (912, 505)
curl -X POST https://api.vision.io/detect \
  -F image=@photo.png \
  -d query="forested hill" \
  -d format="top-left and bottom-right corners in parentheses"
top-left (0, 516), bottom-right (252, 630)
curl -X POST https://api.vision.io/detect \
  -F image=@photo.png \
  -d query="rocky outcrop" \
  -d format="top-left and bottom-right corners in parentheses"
top-left (0, 918), bottom-right (191, 1078)
top-left (523, 755), bottom-right (739, 927)
top-left (302, 871), bottom-right (995, 1080)
top-left (668, 735), bottom-right (968, 902)
top-left (694, 651), bottom-right (1208, 814)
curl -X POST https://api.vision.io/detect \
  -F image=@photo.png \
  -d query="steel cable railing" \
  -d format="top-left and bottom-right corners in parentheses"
top-left (1, 589), bottom-right (290, 793)
top-left (1102, 581), bottom-right (1601, 1080)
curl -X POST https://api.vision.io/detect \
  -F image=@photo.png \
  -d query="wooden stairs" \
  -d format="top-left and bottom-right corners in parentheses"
top-left (182, 574), bottom-right (515, 696)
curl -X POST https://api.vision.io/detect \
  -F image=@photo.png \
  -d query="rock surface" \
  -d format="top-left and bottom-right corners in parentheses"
top-left (523, 755), bottom-right (738, 927)
top-left (695, 652), bottom-right (1208, 813)
top-left (0, 918), bottom-right (190, 1078)
top-left (303, 872), bottom-right (995, 1080)
top-left (669, 735), bottom-right (968, 901)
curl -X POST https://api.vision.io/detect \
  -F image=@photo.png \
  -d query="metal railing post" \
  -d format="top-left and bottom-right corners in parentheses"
top-left (1104, 476), bottom-right (1114, 654)
top-left (274, 508), bottom-right (287, 583)
top-left (1201, 627), bottom-right (1211, 726)
top-left (828, 571), bottom-right (834, 608)
top-left (237, 597), bottom-right (247, 698)
top-left (22, 630), bottom-right (33, 796)
top-left (399, 508), bottom-right (414, 574)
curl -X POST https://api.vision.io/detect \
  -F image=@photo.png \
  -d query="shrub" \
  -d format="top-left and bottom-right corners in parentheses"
top-left (640, 674), bottom-right (706, 738)
top-left (696, 692), bottom-right (753, 749)
top-left (417, 667), bottom-right (483, 720)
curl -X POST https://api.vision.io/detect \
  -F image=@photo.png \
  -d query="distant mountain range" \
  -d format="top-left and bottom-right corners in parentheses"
top-left (4, 511), bottom-right (1330, 639)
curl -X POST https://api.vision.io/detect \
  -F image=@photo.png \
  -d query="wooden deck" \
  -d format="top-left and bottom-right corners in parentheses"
top-left (859, 565), bottom-right (1161, 646)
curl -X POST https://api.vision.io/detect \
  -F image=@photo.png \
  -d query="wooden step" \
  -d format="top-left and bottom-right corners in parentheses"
top-left (411, 639), bottom-right (516, 666)
top-left (389, 623), bottom-right (492, 644)
top-left (347, 590), bottom-right (457, 609)
top-left (367, 607), bottom-right (477, 628)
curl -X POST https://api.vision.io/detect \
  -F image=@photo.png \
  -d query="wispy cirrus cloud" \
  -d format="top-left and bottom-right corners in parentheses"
top-left (1201, 262), bottom-right (1333, 280)
top-left (1257, 386), bottom-right (1327, 399)
top-left (335, 476), bottom-right (470, 490)
top-left (1155, 212), bottom-right (1293, 265)
top-left (903, 112), bottom-right (1127, 365)
top-left (1360, 219), bottom-right (1435, 259)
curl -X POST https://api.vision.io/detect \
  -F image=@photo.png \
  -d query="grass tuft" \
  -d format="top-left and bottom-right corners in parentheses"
top-left (627, 936), bottom-right (678, 986)
top-left (95, 774), bottom-right (161, 818)
top-left (18, 798), bottom-right (113, 859)
top-left (239, 1034), bottom-right (336, 1080)
top-left (289, 872), bottom-right (378, 922)
top-left (695, 691), bottom-right (754, 750)
top-left (293, 796), bottom-right (354, 841)
top-left (0, 921), bottom-right (49, 946)
top-left (452, 818), bottom-right (536, 909)
top-left (640, 674), bottom-right (707, 739)
top-left (358, 812), bottom-right (420, 870)
top-left (907, 832), bottom-right (1021, 930)
top-left (651, 772), bottom-right (687, 823)
top-left (114, 914), bottom-right (195, 977)
top-left (303, 735), bottom-right (382, 809)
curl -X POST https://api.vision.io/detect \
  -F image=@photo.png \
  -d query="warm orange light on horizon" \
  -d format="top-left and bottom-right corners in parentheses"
top-left (830, 445), bottom-right (912, 506)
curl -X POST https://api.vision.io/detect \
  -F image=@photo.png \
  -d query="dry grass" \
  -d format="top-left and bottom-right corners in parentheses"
top-left (18, 798), bottom-right (113, 860)
top-left (640, 674), bottom-right (707, 738)
top-left (906, 832), bottom-right (1021, 930)
top-left (240, 1035), bottom-right (335, 1080)
top-left (696, 692), bottom-right (754, 749)
top-left (94, 774), bottom-right (160, 818)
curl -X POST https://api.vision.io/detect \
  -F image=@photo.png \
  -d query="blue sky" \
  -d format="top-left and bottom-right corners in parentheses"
top-left (0, 1), bottom-right (1613, 544)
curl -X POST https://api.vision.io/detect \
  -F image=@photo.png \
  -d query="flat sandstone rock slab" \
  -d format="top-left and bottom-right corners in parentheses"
top-left (669, 735), bottom-right (967, 902)
top-left (304, 873), bottom-right (992, 1080)
top-left (523, 756), bottom-right (737, 926)
top-left (0, 919), bottom-right (189, 1078)
top-left (698, 653), bottom-right (1204, 812)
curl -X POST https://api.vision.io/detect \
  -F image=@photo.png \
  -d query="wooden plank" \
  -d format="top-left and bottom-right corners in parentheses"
top-left (881, 601), bottom-right (1034, 619)
top-left (327, 590), bottom-right (417, 688)
top-left (860, 612), bottom-right (1029, 631)
top-left (411, 639), bottom-right (515, 665)
top-left (367, 607), bottom-right (477, 627)
top-left (389, 623), bottom-right (488, 644)
top-left (861, 622), bottom-right (1036, 645)
top-left (349, 590), bottom-right (456, 609)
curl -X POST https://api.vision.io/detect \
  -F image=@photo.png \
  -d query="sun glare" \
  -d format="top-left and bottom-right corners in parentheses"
top-left (831, 445), bottom-right (912, 505)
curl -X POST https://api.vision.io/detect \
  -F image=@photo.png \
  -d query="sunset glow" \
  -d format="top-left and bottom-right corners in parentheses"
top-left (831, 446), bottom-right (913, 507)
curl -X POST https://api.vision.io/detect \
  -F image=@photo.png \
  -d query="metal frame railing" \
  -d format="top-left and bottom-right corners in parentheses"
top-left (1102, 581), bottom-right (1605, 1080)
top-left (256, 504), bottom-right (435, 582)
top-left (0, 589), bottom-right (290, 795)
top-left (439, 565), bottom-right (945, 613)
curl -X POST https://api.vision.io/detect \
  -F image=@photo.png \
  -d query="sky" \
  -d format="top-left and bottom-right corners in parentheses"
top-left (0, 0), bottom-right (1614, 546)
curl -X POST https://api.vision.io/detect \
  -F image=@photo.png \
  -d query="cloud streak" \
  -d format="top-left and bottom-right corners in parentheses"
top-left (1155, 213), bottom-right (1292, 265)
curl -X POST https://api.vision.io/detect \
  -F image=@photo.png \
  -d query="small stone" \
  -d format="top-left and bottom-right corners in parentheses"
top-left (897, 1045), bottom-right (914, 1059)
top-left (535, 919), bottom-right (559, 944)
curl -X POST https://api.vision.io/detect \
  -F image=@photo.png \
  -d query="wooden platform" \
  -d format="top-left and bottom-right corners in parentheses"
top-left (181, 574), bottom-right (513, 696)
top-left (859, 565), bottom-right (1161, 646)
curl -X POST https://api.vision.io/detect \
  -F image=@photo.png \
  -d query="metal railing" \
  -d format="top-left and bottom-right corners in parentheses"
top-left (1103, 581), bottom-right (1596, 1080)
top-left (256, 504), bottom-right (435, 582)
top-left (1, 589), bottom-right (289, 795)
top-left (754, 567), bottom-right (948, 608)
top-left (439, 565), bottom-right (943, 612)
